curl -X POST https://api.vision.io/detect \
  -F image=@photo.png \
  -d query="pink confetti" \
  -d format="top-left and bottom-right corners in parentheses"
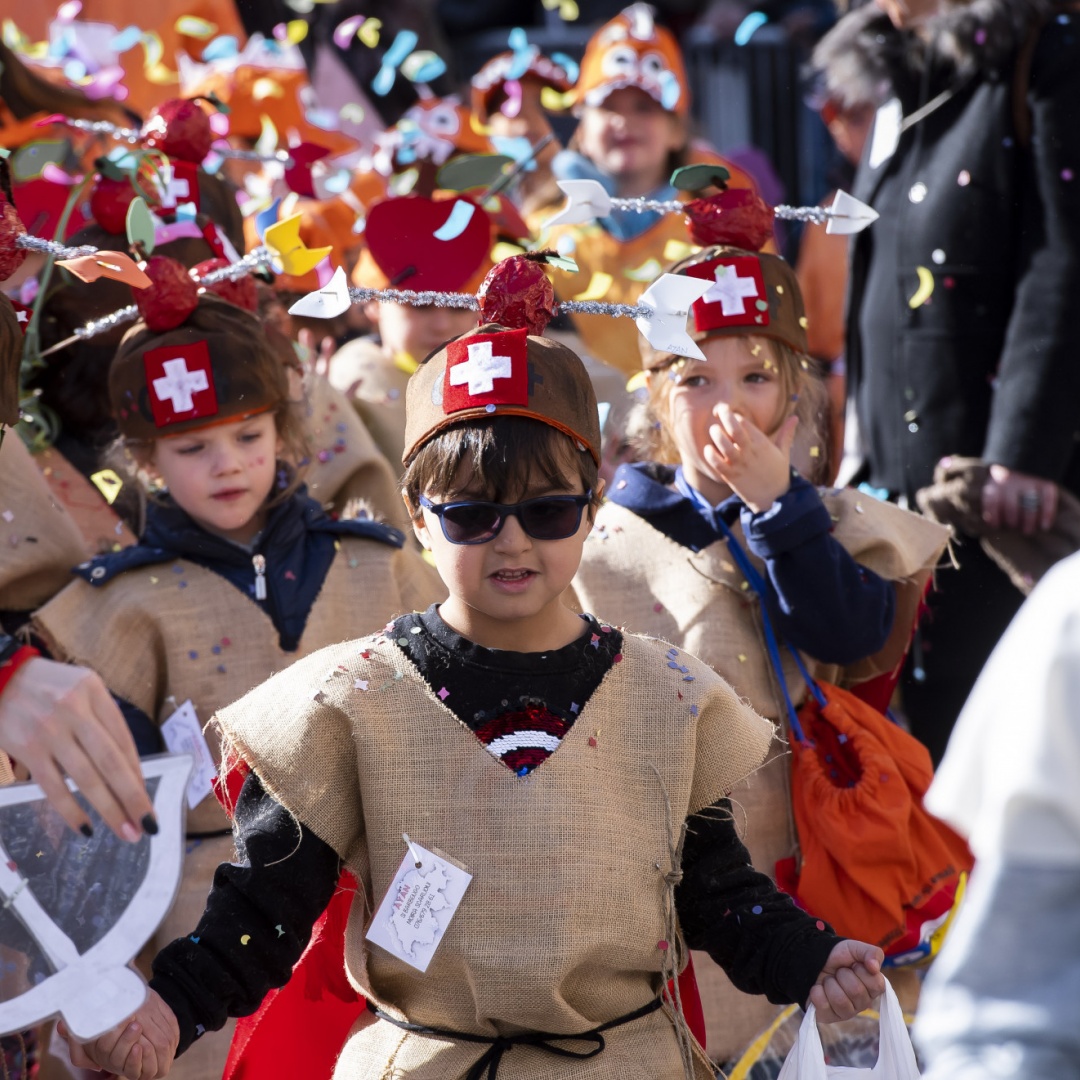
top-left (1063, 169), bottom-right (1075, 182)
top-left (653, 602), bottom-right (663, 612)
top-left (42, 163), bottom-right (79, 185)
top-left (437, 687), bottom-right (450, 700)
top-left (816, 920), bottom-right (826, 931)
top-left (333, 15), bottom-right (366, 49)
top-left (500, 80), bottom-right (523, 119)
top-left (209, 111), bottom-right (231, 137)
top-left (587, 736), bottom-right (598, 747)
top-left (57, 0), bottom-right (82, 20)
top-left (974, 27), bottom-right (987, 44)
top-left (657, 940), bottom-right (669, 951)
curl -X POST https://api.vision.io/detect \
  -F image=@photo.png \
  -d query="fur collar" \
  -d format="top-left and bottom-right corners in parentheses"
top-left (813, 0), bottom-right (1049, 103)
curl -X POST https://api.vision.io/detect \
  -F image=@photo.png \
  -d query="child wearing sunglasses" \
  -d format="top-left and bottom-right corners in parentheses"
top-left (69, 321), bottom-right (889, 1080)
top-left (572, 244), bottom-right (949, 1066)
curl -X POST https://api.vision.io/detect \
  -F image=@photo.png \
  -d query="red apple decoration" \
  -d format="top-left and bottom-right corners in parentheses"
top-left (476, 253), bottom-right (557, 335)
top-left (191, 257), bottom-right (258, 312)
top-left (89, 174), bottom-right (136, 235)
top-left (0, 191), bottom-right (28, 282)
top-left (141, 99), bottom-right (213, 164)
top-left (135, 255), bottom-right (200, 332)
top-left (684, 188), bottom-right (775, 251)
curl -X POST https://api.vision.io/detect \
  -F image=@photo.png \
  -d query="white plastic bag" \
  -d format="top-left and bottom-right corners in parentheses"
top-left (776, 982), bottom-right (920, 1079)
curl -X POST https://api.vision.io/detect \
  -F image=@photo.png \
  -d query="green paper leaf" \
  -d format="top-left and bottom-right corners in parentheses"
top-left (126, 196), bottom-right (156, 256)
top-left (436, 154), bottom-right (514, 193)
top-left (97, 156), bottom-right (130, 182)
top-left (541, 253), bottom-right (578, 272)
top-left (670, 163), bottom-right (731, 193)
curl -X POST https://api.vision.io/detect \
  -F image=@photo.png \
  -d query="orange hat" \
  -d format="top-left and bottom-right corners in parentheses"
top-left (574, 4), bottom-right (689, 118)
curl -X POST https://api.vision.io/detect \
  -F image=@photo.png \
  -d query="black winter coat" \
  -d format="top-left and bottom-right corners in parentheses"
top-left (838, 0), bottom-right (1080, 497)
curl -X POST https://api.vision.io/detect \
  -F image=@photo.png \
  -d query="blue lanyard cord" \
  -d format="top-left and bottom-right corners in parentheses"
top-left (711, 515), bottom-right (826, 744)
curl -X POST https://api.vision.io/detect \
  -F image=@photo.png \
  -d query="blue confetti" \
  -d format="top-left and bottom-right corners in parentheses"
top-left (202, 35), bottom-right (239, 61)
top-left (109, 25), bottom-right (143, 52)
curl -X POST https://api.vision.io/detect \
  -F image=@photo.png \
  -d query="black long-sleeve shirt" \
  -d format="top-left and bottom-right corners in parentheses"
top-left (151, 608), bottom-right (841, 1054)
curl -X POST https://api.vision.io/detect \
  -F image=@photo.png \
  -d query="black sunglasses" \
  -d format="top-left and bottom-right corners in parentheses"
top-left (419, 490), bottom-right (593, 545)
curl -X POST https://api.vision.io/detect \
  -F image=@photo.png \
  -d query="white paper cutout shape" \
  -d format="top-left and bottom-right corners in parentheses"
top-left (0, 754), bottom-right (192, 1040)
top-left (636, 273), bottom-right (713, 361)
top-left (544, 179), bottom-right (614, 227)
top-left (825, 190), bottom-right (880, 235)
top-left (366, 840), bottom-right (472, 974)
top-left (288, 266), bottom-right (352, 320)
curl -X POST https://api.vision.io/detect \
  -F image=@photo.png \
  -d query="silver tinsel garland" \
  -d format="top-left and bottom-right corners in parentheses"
top-left (15, 235), bottom-right (101, 259)
top-left (346, 287), bottom-right (650, 321)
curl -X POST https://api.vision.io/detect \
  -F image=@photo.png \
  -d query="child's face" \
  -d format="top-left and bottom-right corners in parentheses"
top-left (149, 412), bottom-right (282, 545)
top-left (412, 462), bottom-right (597, 650)
top-left (663, 335), bottom-right (787, 482)
top-left (575, 88), bottom-right (684, 195)
top-left (369, 301), bottom-right (480, 368)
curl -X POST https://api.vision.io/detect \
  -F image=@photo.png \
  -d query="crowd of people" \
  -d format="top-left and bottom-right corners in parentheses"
top-left (0, 0), bottom-right (1078, 1078)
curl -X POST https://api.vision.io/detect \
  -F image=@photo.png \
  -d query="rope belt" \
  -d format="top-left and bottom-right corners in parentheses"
top-left (370, 995), bottom-right (663, 1080)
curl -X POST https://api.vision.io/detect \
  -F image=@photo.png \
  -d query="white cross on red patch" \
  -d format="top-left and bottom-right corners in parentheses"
top-left (703, 263), bottom-right (760, 315)
top-left (449, 340), bottom-right (514, 396)
top-left (152, 357), bottom-right (209, 413)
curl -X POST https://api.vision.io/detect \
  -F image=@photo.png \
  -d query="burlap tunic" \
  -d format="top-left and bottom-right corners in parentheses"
top-left (571, 487), bottom-right (949, 1061)
top-left (214, 630), bottom-right (775, 1079)
top-left (32, 540), bottom-right (444, 1080)
top-left (0, 436), bottom-right (87, 614)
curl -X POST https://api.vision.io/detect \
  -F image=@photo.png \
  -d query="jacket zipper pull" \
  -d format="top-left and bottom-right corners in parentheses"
top-left (253, 554), bottom-right (267, 600)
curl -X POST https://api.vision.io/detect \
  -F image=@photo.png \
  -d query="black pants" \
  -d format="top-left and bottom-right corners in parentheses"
top-left (900, 536), bottom-right (1024, 766)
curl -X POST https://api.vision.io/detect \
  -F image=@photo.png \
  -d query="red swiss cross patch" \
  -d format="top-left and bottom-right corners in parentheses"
top-left (687, 256), bottom-right (769, 333)
top-left (143, 340), bottom-right (219, 428)
top-left (443, 327), bottom-right (529, 415)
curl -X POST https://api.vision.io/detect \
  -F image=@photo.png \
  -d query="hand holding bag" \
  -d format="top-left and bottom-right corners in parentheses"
top-left (776, 981), bottom-right (920, 1079)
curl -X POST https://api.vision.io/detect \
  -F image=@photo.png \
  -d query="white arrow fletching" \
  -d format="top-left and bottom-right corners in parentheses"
top-left (636, 274), bottom-right (712, 361)
top-left (543, 179), bottom-right (614, 227)
top-left (826, 190), bottom-right (880, 235)
top-left (287, 266), bottom-right (352, 319)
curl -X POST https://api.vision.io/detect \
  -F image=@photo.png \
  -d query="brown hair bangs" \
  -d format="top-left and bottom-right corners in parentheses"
top-left (402, 416), bottom-right (599, 517)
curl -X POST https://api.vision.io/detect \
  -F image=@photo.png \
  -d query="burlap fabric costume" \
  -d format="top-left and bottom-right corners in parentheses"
top-left (213, 630), bottom-right (774, 1079)
top-left (572, 489), bottom-right (947, 1060)
top-left (32, 543), bottom-right (444, 1079)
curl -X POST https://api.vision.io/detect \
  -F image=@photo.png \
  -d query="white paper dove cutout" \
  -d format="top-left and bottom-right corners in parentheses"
top-left (635, 274), bottom-right (713, 361)
top-left (824, 191), bottom-right (880, 235)
top-left (543, 179), bottom-right (615, 227)
top-left (288, 266), bottom-right (352, 320)
top-left (0, 754), bottom-right (192, 1040)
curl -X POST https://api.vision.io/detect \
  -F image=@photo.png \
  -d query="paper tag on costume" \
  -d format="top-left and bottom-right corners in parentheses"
top-left (160, 700), bottom-right (216, 809)
top-left (869, 98), bottom-right (902, 170)
top-left (365, 842), bottom-right (472, 973)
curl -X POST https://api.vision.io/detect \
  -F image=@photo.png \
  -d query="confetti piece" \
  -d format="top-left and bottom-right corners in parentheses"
top-left (340, 102), bottom-right (366, 124)
top-left (908, 265), bottom-right (935, 308)
top-left (573, 271), bottom-right (613, 302)
top-left (437, 687), bottom-right (450, 700)
top-left (276, 925), bottom-right (285, 937)
top-left (333, 15), bottom-right (366, 48)
top-left (587, 736), bottom-right (598, 747)
top-left (0, 510), bottom-right (11, 523)
top-left (175, 16), bottom-right (217, 38)
top-left (89, 468), bottom-right (124, 504)
top-left (240, 934), bottom-right (251, 945)
top-left (624, 258), bottom-right (662, 282)
top-left (354, 679), bottom-right (369, 691)
top-left (657, 939), bottom-right (669, 950)
top-left (358, 17), bottom-right (382, 48)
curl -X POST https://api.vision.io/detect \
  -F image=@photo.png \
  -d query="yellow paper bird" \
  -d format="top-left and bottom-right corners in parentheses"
top-left (264, 214), bottom-right (334, 277)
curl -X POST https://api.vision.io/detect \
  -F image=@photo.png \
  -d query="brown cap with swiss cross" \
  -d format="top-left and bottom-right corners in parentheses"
top-left (402, 323), bottom-right (601, 466)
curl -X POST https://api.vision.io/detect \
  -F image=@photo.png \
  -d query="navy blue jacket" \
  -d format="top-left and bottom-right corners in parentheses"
top-left (74, 490), bottom-right (403, 753)
top-left (608, 462), bottom-right (896, 665)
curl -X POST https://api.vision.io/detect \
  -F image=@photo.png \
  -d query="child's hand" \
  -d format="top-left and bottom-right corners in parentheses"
top-left (60, 989), bottom-right (179, 1079)
top-left (704, 405), bottom-right (798, 512)
top-left (809, 940), bottom-right (887, 1022)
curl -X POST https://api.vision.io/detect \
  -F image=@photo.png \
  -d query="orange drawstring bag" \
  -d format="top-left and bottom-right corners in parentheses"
top-left (719, 519), bottom-right (973, 964)
top-left (786, 680), bottom-right (972, 956)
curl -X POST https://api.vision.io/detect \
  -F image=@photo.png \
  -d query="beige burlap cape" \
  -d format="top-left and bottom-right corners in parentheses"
top-left (0, 437), bottom-right (88, 613)
top-left (213, 629), bottom-right (775, 1079)
top-left (571, 487), bottom-right (948, 1061)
